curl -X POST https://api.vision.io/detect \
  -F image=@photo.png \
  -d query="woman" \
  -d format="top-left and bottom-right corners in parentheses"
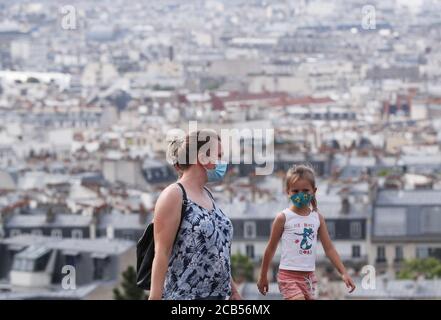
top-left (149, 129), bottom-right (242, 300)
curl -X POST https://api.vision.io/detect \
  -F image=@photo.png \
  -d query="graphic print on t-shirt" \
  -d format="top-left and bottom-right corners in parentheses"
top-left (294, 224), bottom-right (315, 254)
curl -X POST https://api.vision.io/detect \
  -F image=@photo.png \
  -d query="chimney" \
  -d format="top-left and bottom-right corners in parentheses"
top-left (341, 197), bottom-right (350, 215)
top-left (139, 204), bottom-right (149, 225)
top-left (91, 206), bottom-right (101, 225)
top-left (383, 101), bottom-right (389, 120)
top-left (169, 46), bottom-right (174, 61)
top-left (106, 225), bottom-right (114, 240)
top-left (46, 207), bottom-right (56, 223)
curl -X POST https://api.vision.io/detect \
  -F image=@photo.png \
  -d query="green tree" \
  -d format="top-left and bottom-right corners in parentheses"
top-left (397, 258), bottom-right (441, 280)
top-left (26, 77), bottom-right (40, 83)
top-left (113, 266), bottom-right (147, 300)
top-left (377, 169), bottom-right (390, 177)
top-left (231, 252), bottom-right (254, 283)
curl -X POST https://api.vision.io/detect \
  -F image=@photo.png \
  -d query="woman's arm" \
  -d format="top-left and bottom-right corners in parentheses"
top-left (257, 212), bottom-right (285, 295)
top-left (148, 185), bottom-right (183, 300)
top-left (318, 213), bottom-right (356, 293)
top-left (229, 279), bottom-right (242, 300)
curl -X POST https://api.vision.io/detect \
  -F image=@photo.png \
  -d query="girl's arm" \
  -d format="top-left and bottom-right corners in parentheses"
top-left (148, 185), bottom-right (182, 300)
top-left (257, 212), bottom-right (285, 295)
top-left (318, 213), bottom-right (356, 293)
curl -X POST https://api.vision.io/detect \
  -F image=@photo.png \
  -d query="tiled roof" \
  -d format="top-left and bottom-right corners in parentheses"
top-left (270, 96), bottom-right (335, 107)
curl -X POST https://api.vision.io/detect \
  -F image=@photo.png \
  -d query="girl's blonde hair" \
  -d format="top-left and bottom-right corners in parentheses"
top-left (285, 164), bottom-right (318, 210)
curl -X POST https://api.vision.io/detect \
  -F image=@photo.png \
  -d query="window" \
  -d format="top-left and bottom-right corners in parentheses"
top-left (10, 229), bottom-right (21, 237)
top-left (243, 221), bottom-right (256, 239)
top-left (395, 246), bottom-right (403, 262)
top-left (420, 208), bottom-right (441, 234)
top-left (350, 221), bottom-right (362, 239)
top-left (93, 259), bottom-right (104, 280)
top-left (93, 258), bottom-right (108, 280)
top-left (352, 245), bottom-right (361, 258)
top-left (246, 244), bottom-right (255, 259)
top-left (377, 246), bottom-right (386, 262)
top-left (65, 254), bottom-right (78, 267)
top-left (327, 221), bottom-right (335, 239)
top-left (51, 229), bottom-right (63, 239)
top-left (374, 208), bottom-right (406, 236)
top-left (34, 253), bottom-right (51, 271)
top-left (12, 250), bottom-right (51, 272)
top-left (71, 229), bottom-right (83, 239)
top-left (122, 234), bottom-right (133, 241)
top-left (13, 258), bottom-right (34, 272)
top-left (31, 229), bottom-right (43, 236)
top-left (428, 248), bottom-right (441, 260)
top-left (416, 247), bottom-right (429, 259)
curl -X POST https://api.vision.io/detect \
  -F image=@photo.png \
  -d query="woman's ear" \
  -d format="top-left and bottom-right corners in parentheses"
top-left (197, 151), bottom-right (208, 166)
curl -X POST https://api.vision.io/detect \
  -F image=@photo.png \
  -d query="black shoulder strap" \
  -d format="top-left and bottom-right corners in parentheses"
top-left (203, 186), bottom-right (217, 211)
top-left (176, 182), bottom-right (187, 201)
top-left (175, 182), bottom-right (188, 226)
top-left (203, 186), bottom-right (214, 201)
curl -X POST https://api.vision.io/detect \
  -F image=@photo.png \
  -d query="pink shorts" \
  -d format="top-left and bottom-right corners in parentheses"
top-left (277, 269), bottom-right (318, 300)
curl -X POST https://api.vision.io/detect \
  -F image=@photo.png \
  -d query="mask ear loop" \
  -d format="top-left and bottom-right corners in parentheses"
top-left (310, 194), bottom-right (318, 211)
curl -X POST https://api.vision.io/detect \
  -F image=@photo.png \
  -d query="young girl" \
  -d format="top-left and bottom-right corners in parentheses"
top-left (257, 165), bottom-right (356, 300)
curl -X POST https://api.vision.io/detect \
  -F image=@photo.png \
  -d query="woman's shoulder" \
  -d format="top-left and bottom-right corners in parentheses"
top-left (153, 183), bottom-right (184, 223)
top-left (162, 182), bottom-right (184, 197)
top-left (155, 183), bottom-right (184, 208)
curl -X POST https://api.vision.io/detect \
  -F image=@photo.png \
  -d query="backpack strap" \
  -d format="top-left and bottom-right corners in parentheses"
top-left (176, 182), bottom-right (188, 204)
top-left (175, 182), bottom-right (188, 236)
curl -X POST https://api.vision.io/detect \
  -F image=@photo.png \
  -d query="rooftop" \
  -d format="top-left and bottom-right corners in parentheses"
top-left (349, 278), bottom-right (441, 299)
top-left (1, 235), bottom-right (135, 255)
top-left (0, 283), bottom-right (100, 300)
top-left (6, 214), bottom-right (92, 228)
top-left (375, 189), bottom-right (441, 206)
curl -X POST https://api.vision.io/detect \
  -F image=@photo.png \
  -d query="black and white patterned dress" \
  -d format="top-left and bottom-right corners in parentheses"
top-left (162, 189), bottom-right (233, 300)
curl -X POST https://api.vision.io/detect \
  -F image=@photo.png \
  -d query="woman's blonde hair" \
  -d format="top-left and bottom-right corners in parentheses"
top-left (167, 129), bottom-right (220, 172)
top-left (285, 164), bottom-right (318, 210)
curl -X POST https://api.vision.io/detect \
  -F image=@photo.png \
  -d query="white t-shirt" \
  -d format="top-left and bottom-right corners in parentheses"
top-left (279, 208), bottom-right (321, 272)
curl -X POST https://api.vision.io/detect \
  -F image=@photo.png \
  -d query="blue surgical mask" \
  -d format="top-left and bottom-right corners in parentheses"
top-left (290, 192), bottom-right (313, 208)
top-left (205, 161), bottom-right (228, 183)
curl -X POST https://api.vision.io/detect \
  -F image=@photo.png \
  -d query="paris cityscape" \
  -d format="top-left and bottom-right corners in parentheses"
top-left (0, 0), bottom-right (441, 299)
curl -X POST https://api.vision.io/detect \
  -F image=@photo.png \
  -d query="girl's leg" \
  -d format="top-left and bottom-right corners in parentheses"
top-left (278, 279), bottom-right (304, 300)
top-left (302, 273), bottom-right (318, 300)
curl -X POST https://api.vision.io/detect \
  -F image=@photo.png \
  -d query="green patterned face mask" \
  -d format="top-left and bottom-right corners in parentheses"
top-left (290, 192), bottom-right (313, 208)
